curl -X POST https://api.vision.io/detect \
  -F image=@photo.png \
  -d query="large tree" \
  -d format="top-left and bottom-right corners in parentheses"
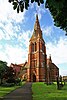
top-left (45, 0), bottom-right (67, 35)
top-left (0, 60), bottom-right (8, 84)
top-left (8, 0), bottom-right (67, 35)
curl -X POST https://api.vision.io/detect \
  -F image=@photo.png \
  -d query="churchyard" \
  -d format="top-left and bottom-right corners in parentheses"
top-left (32, 82), bottom-right (67, 100)
top-left (0, 82), bottom-right (67, 100)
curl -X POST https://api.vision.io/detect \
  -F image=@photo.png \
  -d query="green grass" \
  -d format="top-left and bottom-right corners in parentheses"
top-left (0, 82), bottom-right (25, 98)
top-left (32, 82), bottom-right (67, 100)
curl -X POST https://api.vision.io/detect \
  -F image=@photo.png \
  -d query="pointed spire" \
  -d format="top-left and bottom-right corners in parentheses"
top-left (34, 14), bottom-right (41, 31)
top-left (49, 54), bottom-right (52, 62)
top-left (30, 14), bottom-right (43, 41)
top-left (36, 14), bottom-right (38, 20)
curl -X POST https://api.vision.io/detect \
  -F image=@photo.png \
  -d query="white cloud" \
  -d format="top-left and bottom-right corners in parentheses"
top-left (18, 30), bottom-right (32, 48)
top-left (46, 37), bottom-right (67, 65)
top-left (0, 29), bottom-right (32, 65)
top-left (42, 26), bottom-right (54, 36)
top-left (0, 22), bottom-right (18, 40)
top-left (35, 5), bottom-right (45, 20)
top-left (61, 70), bottom-right (67, 76)
top-left (0, 44), bottom-right (28, 65)
top-left (0, 0), bottom-right (26, 40)
top-left (30, 2), bottom-right (46, 20)
top-left (46, 37), bottom-right (67, 75)
top-left (0, 51), bottom-right (8, 63)
top-left (0, 0), bottom-right (26, 23)
top-left (0, 0), bottom-right (32, 65)
top-left (0, 29), bottom-right (5, 40)
top-left (0, 45), bottom-right (2, 49)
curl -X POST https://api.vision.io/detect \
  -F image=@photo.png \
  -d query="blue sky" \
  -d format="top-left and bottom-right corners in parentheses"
top-left (0, 0), bottom-right (67, 76)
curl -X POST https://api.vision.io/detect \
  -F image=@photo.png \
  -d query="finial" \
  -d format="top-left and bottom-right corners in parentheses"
top-left (49, 54), bottom-right (51, 61)
top-left (36, 14), bottom-right (38, 21)
top-left (49, 54), bottom-right (51, 57)
top-left (35, 9), bottom-right (38, 21)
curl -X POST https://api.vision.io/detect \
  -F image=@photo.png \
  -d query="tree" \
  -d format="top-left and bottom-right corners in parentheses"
top-left (8, 0), bottom-right (44, 13)
top-left (0, 60), bottom-right (8, 84)
top-left (6, 67), bottom-right (16, 83)
top-left (45, 0), bottom-right (67, 35)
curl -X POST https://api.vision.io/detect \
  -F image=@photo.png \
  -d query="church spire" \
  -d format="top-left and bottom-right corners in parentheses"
top-left (30, 14), bottom-right (43, 41)
top-left (34, 14), bottom-right (41, 31)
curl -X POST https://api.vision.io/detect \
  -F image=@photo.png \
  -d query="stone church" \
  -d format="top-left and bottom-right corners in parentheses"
top-left (10, 15), bottom-right (59, 82)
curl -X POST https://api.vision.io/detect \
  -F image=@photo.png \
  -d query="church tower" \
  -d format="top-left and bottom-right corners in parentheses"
top-left (27, 15), bottom-right (47, 82)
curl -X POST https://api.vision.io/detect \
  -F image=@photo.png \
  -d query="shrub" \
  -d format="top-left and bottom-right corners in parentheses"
top-left (6, 78), bottom-right (15, 83)
top-left (1, 83), bottom-right (15, 87)
top-left (15, 78), bottom-right (21, 83)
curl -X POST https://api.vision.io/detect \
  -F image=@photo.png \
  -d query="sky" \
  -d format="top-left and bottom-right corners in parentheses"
top-left (0, 0), bottom-right (67, 76)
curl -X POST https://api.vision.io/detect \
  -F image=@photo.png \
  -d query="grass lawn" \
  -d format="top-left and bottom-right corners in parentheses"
top-left (32, 82), bottom-right (67, 100)
top-left (0, 82), bottom-right (25, 98)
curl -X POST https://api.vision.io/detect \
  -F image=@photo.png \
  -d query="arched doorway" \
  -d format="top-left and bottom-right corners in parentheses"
top-left (33, 74), bottom-right (36, 82)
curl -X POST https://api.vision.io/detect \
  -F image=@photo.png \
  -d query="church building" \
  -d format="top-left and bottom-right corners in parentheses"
top-left (27, 14), bottom-right (47, 82)
top-left (10, 14), bottom-right (59, 82)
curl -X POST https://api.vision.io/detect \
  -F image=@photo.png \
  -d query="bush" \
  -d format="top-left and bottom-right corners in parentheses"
top-left (15, 78), bottom-right (21, 83)
top-left (1, 83), bottom-right (15, 87)
top-left (6, 78), bottom-right (15, 83)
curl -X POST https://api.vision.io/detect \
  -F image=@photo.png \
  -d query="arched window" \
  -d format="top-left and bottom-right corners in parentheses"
top-left (32, 43), bottom-right (34, 52)
top-left (35, 42), bottom-right (37, 51)
top-left (32, 42), bottom-right (37, 52)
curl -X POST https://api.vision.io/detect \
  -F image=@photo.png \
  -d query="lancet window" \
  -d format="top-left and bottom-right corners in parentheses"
top-left (32, 42), bottom-right (37, 52)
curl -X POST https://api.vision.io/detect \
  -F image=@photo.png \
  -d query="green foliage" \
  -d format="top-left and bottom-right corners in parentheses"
top-left (1, 83), bottom-right (15, 87)
top-left (6, 67), bottom-right (16, 81)
top-left (13, 1), bottom-right (17, 10)
top-left (0, 85), bottom-right (20, 97)
top-left (0, 61), bottom-right (7, 73)
top-left (8, 0), bottom-right (44, 13)
top-left (45, 0), bottom-right (67, 34)
top-left (0, 86), bottom-right (17, 97)
top-left (0, 60), bottom-right (8, 84)
top-left (32, 82), bottom-right (67, 100)
top-left (6, 78), bottom-right (15, 83)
